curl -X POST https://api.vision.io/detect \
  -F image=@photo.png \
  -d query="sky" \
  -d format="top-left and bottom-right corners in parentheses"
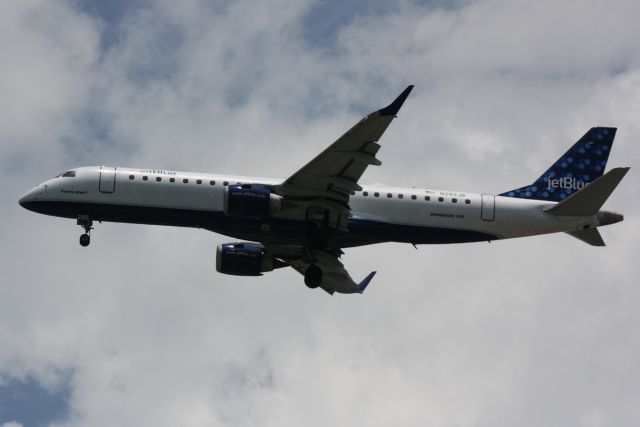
top-left (1, 0), bottom-right (640, 426)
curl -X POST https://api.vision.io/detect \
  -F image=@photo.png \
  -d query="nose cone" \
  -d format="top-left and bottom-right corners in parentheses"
top-left (18, 187), bottom-right (39, 211)
top-left (19, 191), bottom-right (32, 209)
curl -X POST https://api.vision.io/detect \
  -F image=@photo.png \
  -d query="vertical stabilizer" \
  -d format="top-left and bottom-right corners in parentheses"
top-left (501, 127), bottom-right (616, 201)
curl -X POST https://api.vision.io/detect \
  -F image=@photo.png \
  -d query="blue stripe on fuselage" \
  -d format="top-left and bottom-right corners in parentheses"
top-left (21, 201), bottom-right (497, 247)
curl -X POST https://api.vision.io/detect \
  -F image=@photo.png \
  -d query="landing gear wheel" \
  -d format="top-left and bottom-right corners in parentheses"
top-left (79, 233), bottom-right (90, 247)
top-left (304, 265), bottom-right (323, 289)
top-left (77, 215), bottom-right (93, 247)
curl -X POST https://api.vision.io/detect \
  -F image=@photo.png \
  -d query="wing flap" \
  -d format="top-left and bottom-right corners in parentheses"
top-left (312, 175), bottom-right (363, 192)
top-left (337, 151), bottom-right (382, 166)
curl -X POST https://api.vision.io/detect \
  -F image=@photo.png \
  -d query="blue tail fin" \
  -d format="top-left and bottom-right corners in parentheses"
top-left (500, 127), bottom-right (616, 202)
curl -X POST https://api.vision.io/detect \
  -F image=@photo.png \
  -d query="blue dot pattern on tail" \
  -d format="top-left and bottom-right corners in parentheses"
top-left (499, 127), bottom-right (616, 202)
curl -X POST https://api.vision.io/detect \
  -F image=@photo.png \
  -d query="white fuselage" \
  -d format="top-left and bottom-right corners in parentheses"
top-left (19, 166), bottom-right (604, 247)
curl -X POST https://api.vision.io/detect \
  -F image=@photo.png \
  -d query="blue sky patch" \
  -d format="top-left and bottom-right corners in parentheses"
top-left (0, 377), bottom-right (71, 427)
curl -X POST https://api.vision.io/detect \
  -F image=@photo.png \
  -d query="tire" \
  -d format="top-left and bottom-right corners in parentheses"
top-left (304, 265), bottom-right (322, 288)
top-left (79, 234), bottom-right (90, 247)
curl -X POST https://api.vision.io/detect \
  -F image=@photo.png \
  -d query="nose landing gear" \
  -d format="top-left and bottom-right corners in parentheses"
top-left (77, 215), bottom-right (93, 247)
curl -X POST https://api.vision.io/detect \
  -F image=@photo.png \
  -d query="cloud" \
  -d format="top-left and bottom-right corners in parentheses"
top-left (1, 0), bottom-right (640, 426)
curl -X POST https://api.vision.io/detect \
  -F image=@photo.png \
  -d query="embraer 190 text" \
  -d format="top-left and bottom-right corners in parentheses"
top-left (19, 86), bottom-right (630, 295)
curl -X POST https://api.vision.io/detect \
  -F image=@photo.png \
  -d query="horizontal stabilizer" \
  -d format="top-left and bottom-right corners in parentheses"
top-left (544, 167), bottom-right (630, 216)
top-left (566, 229), bottom-right (606, 246)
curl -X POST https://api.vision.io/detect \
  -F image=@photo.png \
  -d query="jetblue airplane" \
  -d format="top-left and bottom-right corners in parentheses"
top-left (19, 86), bottom-right (629, 295)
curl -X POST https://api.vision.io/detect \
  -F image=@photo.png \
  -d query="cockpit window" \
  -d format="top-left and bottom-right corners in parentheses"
top-left (60, 170), bottom-right (76, 177)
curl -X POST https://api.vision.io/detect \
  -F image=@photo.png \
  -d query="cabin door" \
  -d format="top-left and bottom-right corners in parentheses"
top-left (99, 166), bottom-right (116, 193)
top-left (481, 194), bottom-right (495, 221)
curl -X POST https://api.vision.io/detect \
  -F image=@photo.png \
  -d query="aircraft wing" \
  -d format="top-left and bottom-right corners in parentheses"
top-left (282, 248), bottom-right (376, 295)
top-left (276, 85), bottom-right (414, 230)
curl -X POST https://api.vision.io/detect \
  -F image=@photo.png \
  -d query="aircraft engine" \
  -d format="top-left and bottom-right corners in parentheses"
top-left (216, 242), bottom-right (276, 276)
top-left (223, 184), bottom-right (283, 217)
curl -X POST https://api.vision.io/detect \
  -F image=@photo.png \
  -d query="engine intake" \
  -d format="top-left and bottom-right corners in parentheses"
top-left (223, 184), bottom-right (283, 217)
top-left (216, 242), bottom-right (275, 276)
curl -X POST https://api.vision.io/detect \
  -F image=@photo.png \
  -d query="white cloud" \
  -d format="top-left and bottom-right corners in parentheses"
top-left (1, 0), bottom-right (640, 426)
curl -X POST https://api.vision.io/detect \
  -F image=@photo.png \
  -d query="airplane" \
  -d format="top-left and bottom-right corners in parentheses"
top-left (19, 85), bottom-right (630, 295)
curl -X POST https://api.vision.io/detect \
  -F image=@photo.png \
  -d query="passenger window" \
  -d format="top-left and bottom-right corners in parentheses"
top-left (61, 170), bottom-right (76, 177)
top-left (350, 190), bottom-right (355, 195)
top-left (170, 178), bottom-right (175, 183)
top-left (197, 179), bottom-right (202, 184)
top-left (183, 178), bottom-right (188, 183)
top-left (465, 199), bottom-right (471, 204)
top-left (411, 195), bottom-right (416, 200)
top-left (425, 196), bottom-right (430, 201)
top-left (452, 198), bottom-right (457, 203)
top-left (129, 175), bottom-right (134, 180)
top-left (374, 192), bottom-right (380, 197)
top-left (223, 181), bottom-right (229, 186)
top-left (438, 197), bottom-right (444, 202)
top-left (398, 194), bottom-right (403, 199)
top-left (143, 176), bottom-right (148, 181)
top-left (156, 177), bottom-right (162, 182)
top-left (387, 193), bottom-right (392, 198)
top-left (210, 180), bottom-right (215, 185)
top-left (363, 191), bottom-right (368, 196)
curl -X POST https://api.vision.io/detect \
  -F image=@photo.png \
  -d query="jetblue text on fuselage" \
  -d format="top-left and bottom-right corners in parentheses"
top-left (547, 177), bottom-right (586, 191)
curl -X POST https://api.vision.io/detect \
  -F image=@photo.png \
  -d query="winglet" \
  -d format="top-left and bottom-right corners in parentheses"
top-left (377, 85), bottom-right (414, 116)
top-left (357, 271), bottom-right (377, 294)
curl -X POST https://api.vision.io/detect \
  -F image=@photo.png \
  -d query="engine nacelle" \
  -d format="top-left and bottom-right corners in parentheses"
top-left (223, 184), bottom-right (283, 217)
top-left (216, 242), bottom-right (275, 276)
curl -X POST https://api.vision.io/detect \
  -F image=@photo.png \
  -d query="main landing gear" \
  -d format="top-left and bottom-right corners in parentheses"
top-left (304, 265), bottom-right (323, 289)
top-left (77, 215), bottom-right (93, 247)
